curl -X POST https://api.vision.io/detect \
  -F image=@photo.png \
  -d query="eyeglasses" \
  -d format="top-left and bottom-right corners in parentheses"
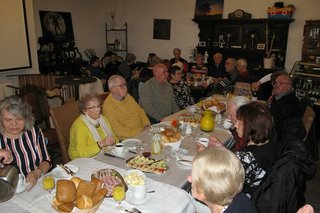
top-left (113, 83), bottom-right (127, 88)
top-left (272, 81), bottom-right (290, 87)
top-left (86, 105), bottom-right (102, 110)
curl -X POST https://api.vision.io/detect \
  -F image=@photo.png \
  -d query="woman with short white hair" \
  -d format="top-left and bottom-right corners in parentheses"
top-left (189, 147), bottom-right (257, 213)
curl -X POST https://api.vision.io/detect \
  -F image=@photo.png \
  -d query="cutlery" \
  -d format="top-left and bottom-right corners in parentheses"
top-left (58, 164), bottom-right (75, 176)
top-left (178, 159), bottom-right (192, 163)
top-left (129, 150), bottom-right (137, 154)
top-left (147, 190), bottom-right (155, 193)
top-left (104, 152), bottom-right (125, 160)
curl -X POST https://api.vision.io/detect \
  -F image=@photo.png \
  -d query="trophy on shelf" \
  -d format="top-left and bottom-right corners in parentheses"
top-left (249, 34), bottom-right (255, 50)
top-left (226, 33), bottom-right (231, 48)
top-left (218, 35), bottom-right (225, 48)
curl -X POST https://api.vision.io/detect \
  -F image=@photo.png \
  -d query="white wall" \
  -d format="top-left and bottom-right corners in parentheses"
top-left (3, 0), bottom-right (319, 84)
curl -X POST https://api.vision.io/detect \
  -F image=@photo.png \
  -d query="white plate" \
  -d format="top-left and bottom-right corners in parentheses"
top-left (111, 148), bottom-right (129, 158)
top-left (52, 164), bottom-right (79, 178)
top-left (122, 138), bottom-right (142, 149)
top-left (176, 155), bottom-right (193, 168)
top-left (126, 190), bottom-right (149, 206)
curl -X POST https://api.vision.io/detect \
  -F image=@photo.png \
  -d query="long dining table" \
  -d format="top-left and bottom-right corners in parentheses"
top-left (2, 158), bottom-right (197, 213)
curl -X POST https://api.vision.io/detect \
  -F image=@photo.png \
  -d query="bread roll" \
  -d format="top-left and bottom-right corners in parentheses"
top-left (76, 181), bottom-right (96, 198)
top-left (91, 177), bottom-right (104, 194)
top-left (58, 202), bottom-right (75, 212)
top-left (92, 188), bottom-right (108, 205)
top-left (76, 194), bottom-right (93, 209)
top-left (71, 177), bottom-right (83, 189)
top-left (56, 180), bottom-right (76, 203)
top-left (161, 134), bottom-right (170, 143)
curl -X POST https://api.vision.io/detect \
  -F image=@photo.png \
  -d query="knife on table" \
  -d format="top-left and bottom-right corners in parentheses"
top-left (104, 152), bottom-right (125, 160)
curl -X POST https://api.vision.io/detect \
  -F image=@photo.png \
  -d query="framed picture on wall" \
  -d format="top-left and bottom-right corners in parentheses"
top-left (194, 0), bottom-right (224, 19)
top-left (39, 10), bottom-right (74, 42)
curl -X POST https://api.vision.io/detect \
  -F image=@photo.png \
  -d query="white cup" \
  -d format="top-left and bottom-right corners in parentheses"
top-left (115, 143), bottom-right (124, 154)
top-left (223, 119), bottom-right (233, 129)
top-left (197, 137), bottom-right (209, 147)
top-left (132, 185), bottom-right (147, 201)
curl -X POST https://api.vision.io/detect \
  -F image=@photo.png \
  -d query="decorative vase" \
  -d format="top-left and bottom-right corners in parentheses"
top-left (200, 110), bottom-right (214, 132)
top-left (264, 58), bottom-right (274, 69)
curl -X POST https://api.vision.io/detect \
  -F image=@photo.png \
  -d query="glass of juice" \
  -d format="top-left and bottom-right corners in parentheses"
top-left (42, 175), bottom-right (55, 193)
top-left (113, 184), bottom-right (126, 209)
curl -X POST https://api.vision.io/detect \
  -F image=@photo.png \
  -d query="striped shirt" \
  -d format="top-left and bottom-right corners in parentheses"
top-left (0, 126), bottom-right (51, 177)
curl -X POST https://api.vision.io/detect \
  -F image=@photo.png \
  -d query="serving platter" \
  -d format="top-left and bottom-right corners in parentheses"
top-left (91, 168), bottom-right (127, 197)
top-left (126, 155), bottom-right (168, 174)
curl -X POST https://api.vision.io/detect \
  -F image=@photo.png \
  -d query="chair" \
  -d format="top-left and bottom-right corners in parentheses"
top-left (302, 106), bottom-right (316, 142)
top-left (49, 101), bottom-right (79, 163)
top-left (234, 82), bottom-right (252, 96)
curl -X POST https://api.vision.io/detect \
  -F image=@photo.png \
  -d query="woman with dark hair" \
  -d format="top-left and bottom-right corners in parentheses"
top-left (0, 96), bottom-right (51, 190)
top-left (169, 65), bottom-right (195, 109)
top-left (234, 101), bottom-right (278, 196)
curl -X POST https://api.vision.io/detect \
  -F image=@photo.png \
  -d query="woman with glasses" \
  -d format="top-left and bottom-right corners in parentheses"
top-left (69, 94), bottom-right (118, 160)
top-left (0, 96), bottom-right (52, 190)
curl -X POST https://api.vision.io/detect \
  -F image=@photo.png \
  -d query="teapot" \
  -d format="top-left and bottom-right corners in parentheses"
top-left (200, 110), bottom-right (215, 132)
top-left (0, 158), bottom-right (19, 202)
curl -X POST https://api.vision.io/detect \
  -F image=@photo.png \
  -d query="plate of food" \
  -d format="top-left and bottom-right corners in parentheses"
top-left (91, 169), bottom-right (127, 197)
top-left (126, 155), bottom-right (168, 174)
top-left (203, 97), bottom-right (226, 113)
top-left (51, 177), bottom-right (107, 213)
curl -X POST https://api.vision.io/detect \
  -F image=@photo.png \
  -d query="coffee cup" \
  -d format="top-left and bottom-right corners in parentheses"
top-left (115, 143), bottom-right (124, 154)
top-left (197, 137), bottom-right (209, 147)
top-left (223, 119), bottom-right (233, 129)
top-left (132, 185), bottom-right (147, 201)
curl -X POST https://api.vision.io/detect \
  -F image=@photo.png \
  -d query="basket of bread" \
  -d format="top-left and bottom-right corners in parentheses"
top-left (160, 128), bottom-right (182, 151)
top-left (52, 177), bottom-right (107, 213)
top-left (202, 97), bottom-right (226, 113)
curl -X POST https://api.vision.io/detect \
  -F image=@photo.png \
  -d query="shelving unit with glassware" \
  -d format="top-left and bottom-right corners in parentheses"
top-left (290, 20), bottom-right (320, 106)
top-left (105, 22), bottom-right (128, 59)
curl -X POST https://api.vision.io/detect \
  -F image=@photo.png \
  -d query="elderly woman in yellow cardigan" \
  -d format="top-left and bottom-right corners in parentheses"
top-left (102, 75), bottom-right (150, 140)
top-left (69, 94), bottom-right (118, 160)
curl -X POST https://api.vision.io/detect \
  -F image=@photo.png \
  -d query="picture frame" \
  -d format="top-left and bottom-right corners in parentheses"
top-left (107, 44), bottom-right (115, 51)
top-left (257, 43), bottom-right (265, 50)
top-left (39, 11), bottom-right (74, 42)
top-left (198, 41), bottom-right (206, 47)
top-left (194, 0), bottom-right (224, 19)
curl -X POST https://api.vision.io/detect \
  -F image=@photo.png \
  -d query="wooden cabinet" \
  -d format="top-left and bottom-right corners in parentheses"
top-left (105, 23), bottom-right (128, 59)
top-left (302, 20), bottom-right (320, 63)
top-left (193, 18), bottom-right (294, 71)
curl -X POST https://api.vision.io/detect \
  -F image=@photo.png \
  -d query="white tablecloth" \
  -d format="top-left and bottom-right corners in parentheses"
top-left (1, 158), bottom-right (197, 213)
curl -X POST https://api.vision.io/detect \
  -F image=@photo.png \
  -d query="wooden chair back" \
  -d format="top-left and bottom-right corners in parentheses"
top-left (49, 101), bottom-right (79, 163)
top-left (234, 82), bottom-right (252, 97)
top-left (302, 106), bottom-right (316, 142)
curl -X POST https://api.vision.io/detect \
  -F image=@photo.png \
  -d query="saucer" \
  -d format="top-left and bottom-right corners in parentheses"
top-left (126, 191), bottom-right (149, 206)
top-left (52, 164), bottom-right (79, 178)
top-left (122, 138), bottom-right (142, 150)
top-left (111, 148), bottom-right (128, 158)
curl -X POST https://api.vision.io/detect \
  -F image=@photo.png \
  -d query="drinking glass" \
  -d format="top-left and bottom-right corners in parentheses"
top-left (113, 184), bottom-right (126, 209)
top-left (42, 175), bottom-right (55, 194)
top-left (164, 146), bottom-right (173, 162)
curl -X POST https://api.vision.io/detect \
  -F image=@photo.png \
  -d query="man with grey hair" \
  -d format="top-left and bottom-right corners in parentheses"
top-left (169, 48), bottom-right (188, 73)
top-left (102, 75), bottom-right (150, 140)
top-left (140, 64), bottom-right (179, 124)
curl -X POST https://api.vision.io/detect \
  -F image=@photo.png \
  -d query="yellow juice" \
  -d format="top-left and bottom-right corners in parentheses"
top-left (113, 185), bottom-right (125, 201)
top-left (42, 175), bottom-right (55, 190)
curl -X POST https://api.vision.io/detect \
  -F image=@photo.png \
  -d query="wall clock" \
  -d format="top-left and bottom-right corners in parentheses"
top-left (228, 9), bottom-right (252, 19)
